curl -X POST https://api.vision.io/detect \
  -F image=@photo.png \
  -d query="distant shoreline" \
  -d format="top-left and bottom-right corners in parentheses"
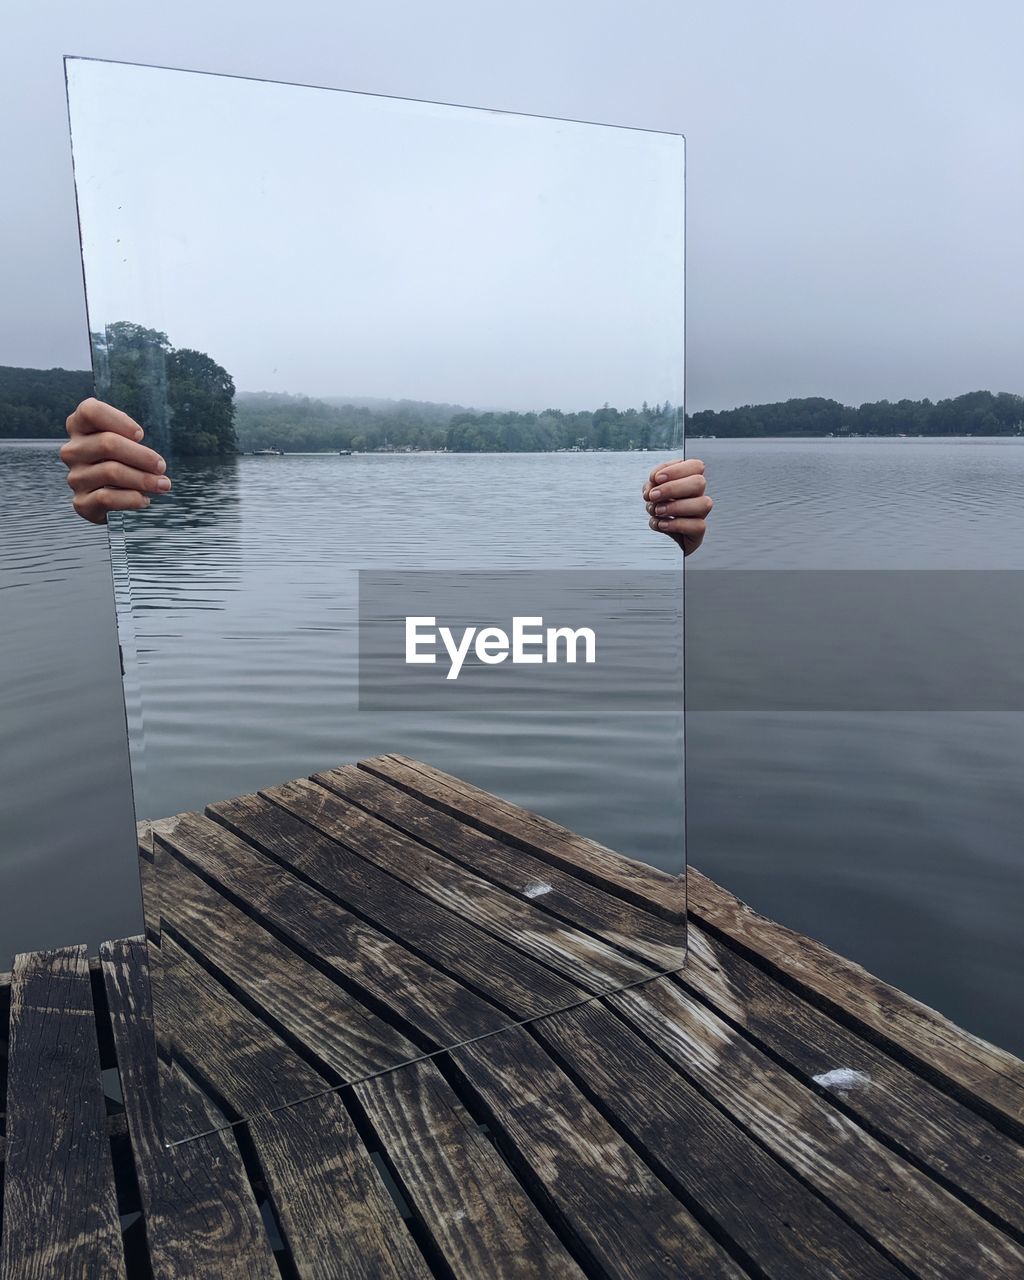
top-left (7, 434), bottom-right (1024, 451)
top-left (2, 363), bottom-right (1021, 446)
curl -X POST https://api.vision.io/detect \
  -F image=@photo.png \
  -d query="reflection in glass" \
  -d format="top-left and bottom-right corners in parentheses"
top-left (67, 57), bottom-right (686, 1145)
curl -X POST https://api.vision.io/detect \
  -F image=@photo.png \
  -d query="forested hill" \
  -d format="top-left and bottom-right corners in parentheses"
top-left (0, 365), bottom-right (92, 437)
top-left (165, 387), bottom-right (1024, 449)
top-left (689, 391), bottom-right (1024, 437)
top-left (3, 366), bottom-right (1023, 445)
top-left (235, 390), bottom-right (469, 451)
top-left (233, 390), bottom-right (678, 452)
top-left (318, 394), bottom-right (470, 421)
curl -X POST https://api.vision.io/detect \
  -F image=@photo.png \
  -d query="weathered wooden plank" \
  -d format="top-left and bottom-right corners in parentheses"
top-left (358, 753), bottom-right (683, 918)
top-left (155, 932), bottom-right (330, 1118)
top-left (154, 879), bottom-right (587, 1278)
top-left (8, 759), bottom-right (1019, 1280)
top-left (362, 754), bottom-right (1024, 1139)
top-left (136, 824), bottom-right (163, 948)
top-left (314, 763), bottom-right (685, 972)
top-left (0, 946), bottom-right (126, 1280)
top-left (157, 935), bottom-right (432, 1279)
top-left (0, 963), bottom-right (8, 1140)
top-left (686, 866), bottom-right (1024, 1136)
top-left (99, 937), bottom-right (279, 1280)
top-left (681, 925), bottom-right (1024, 1235)
top-left (248, 778), bottom-right (652, 991)
top-left (328, 764), bottom-right (1022, 1233)
top-left (153, 810), bottom-right (513, 1048)
top-left (535, 999), bottom-right (902, 1279)
top-left (210, 785), bottom-right (602, 1008)
top-left (134, 854), bottom-right (590, 1277)
top-left (249, 1103), bottom-right (433, 1280)
top-left (155, 842), bottom-right (417, 1081)
top-left (0, 1118), bottom-right (129, 1170)
top-left (610, 977), bottom-right (1024, 1279)
top-left (447, 1026), bottom-right (746, 1280)
top-left (354, 1059), bottom-right (587, 1280)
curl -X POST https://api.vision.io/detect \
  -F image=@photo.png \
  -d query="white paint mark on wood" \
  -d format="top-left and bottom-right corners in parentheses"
top-left (813, 1067), bottom-right (871, 1091)
top-left (522, 881), bottom-right (553, 898)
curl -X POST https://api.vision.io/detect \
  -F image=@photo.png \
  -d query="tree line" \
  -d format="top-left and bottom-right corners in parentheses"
top-left (236, 393), bottom-right (679, 453)
top-left (0, 324), bottom-right (237, 454)
top-left (3, 343), bottom-right (1022, 448)
top-left (688, 392), bottom-right (1024, 437)
top-left (0, 364), bottom-right (92, 437)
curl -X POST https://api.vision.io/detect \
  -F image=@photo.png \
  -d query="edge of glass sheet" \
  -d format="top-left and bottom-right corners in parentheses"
top-left (69, 54), bottom-right (688, 1147)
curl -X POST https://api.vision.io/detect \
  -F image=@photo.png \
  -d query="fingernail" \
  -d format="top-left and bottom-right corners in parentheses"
top-left (141, 496), bottom-right (151, 507)
top-left (655, 472), bottom-right (668, 482)
top-left (157, 477), bottom-right (171, 491)
top-left (650, 488), bottom-right (662, 500)
top-left (156, 458), bottom-right (166, 473)
top-left (655, 505), bottom-right (666, 515)
top-left (134, 428), bottom-right (144, 440)
top-left (658, 520), bottom-right (672, 529)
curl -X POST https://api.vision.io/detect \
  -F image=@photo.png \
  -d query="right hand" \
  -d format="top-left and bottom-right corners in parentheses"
top-left (60, 398), bottom-right (171, 524)
top-left (642, 457), bottom-right (713, 555)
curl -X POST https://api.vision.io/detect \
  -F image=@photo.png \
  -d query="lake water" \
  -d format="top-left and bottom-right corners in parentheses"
top-left (2, 437), bottom-right (1022, 1055)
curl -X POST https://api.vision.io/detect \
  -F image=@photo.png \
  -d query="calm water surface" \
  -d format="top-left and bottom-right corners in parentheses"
top-left (2, 437), bottom-right (1022, 1054)
top-left (115, 447), bottom-right (685, 871)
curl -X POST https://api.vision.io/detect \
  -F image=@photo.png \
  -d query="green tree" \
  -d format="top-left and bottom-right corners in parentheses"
top-left (167, 347), bottom-right (237, 455)
top-left (93, 322), bottom-right (236, 456)
top-left (95, 322), bottom-right (172, 453)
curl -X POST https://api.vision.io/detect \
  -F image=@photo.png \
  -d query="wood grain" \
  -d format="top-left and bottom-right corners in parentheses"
top-left (248, 1101), bottom-right (432, 1280)
top-left (5, 760), bottom-right (1022, 1278)
top-left (99, 937), bottom-right (278, 1280)
top-left (314, 763), bottom-right (686, 972)
top-left (686, 866), bottom-right (1024, 1136)
top-left (0, 946), bottom-right (126, 1280)
top-left (212, 783), bottom-right (605, 1007)
top-left (155, 842), bottom-right (416, 1081)
top-left (153, 809), bottom-right (512, 1047)
top-left (355, 1058), bottom-right (587, 1280)
top-left (358, 753), bottom-right (684, 919)
top-left (448, 1025), bottom-right (746, 1280)
top-left (156, 935), bottom-right (432, 1278)
top-left (534, 998), bottom-right (902, 1279)
top-left (610, 976), bottom-right (1024, 1279)
top-left (681, 923), bottom-right (1024, 1235)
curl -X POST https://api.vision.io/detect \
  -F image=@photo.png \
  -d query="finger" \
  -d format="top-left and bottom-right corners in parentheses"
top-left (72, 487), bottom-right (152, 525)
top-left (60, 432), bottom-right (166, 475)
top-left (66, 398), bottom-right (145, 442)
top-left (648, 458), bottom-right (704, 485)
top-left (67, 461), bottom-right (172, 497)
top-left (651, 495), bottom-right (713, 519)
top-left (647, 473), bottom-right (707, 503)
top-left (649, 516), bottom-right (708, 537)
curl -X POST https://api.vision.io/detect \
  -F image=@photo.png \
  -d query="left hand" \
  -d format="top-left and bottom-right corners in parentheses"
top-left (643, 457), bottom-right (713, 556)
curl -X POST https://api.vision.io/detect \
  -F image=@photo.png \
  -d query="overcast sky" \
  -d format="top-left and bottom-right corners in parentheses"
top-left (3, 0), bottom-right (1023, 411)
top-left (66, 58), bottom-right (684, 410)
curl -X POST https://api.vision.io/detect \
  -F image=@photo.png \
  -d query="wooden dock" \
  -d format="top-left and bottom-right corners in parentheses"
top-left (1, 754), bottom-right (1022, 1279)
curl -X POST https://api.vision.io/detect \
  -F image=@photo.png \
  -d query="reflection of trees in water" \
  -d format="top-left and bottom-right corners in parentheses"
top-left (122, 456), bottom-right (241, 615)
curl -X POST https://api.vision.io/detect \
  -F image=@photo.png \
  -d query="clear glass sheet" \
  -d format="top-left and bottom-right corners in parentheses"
top-left (66, 57), bottom-right (686, 1145)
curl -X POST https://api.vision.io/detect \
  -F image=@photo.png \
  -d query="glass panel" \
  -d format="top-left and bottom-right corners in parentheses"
top-left (66, 56), bottom-right (686, 1146)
